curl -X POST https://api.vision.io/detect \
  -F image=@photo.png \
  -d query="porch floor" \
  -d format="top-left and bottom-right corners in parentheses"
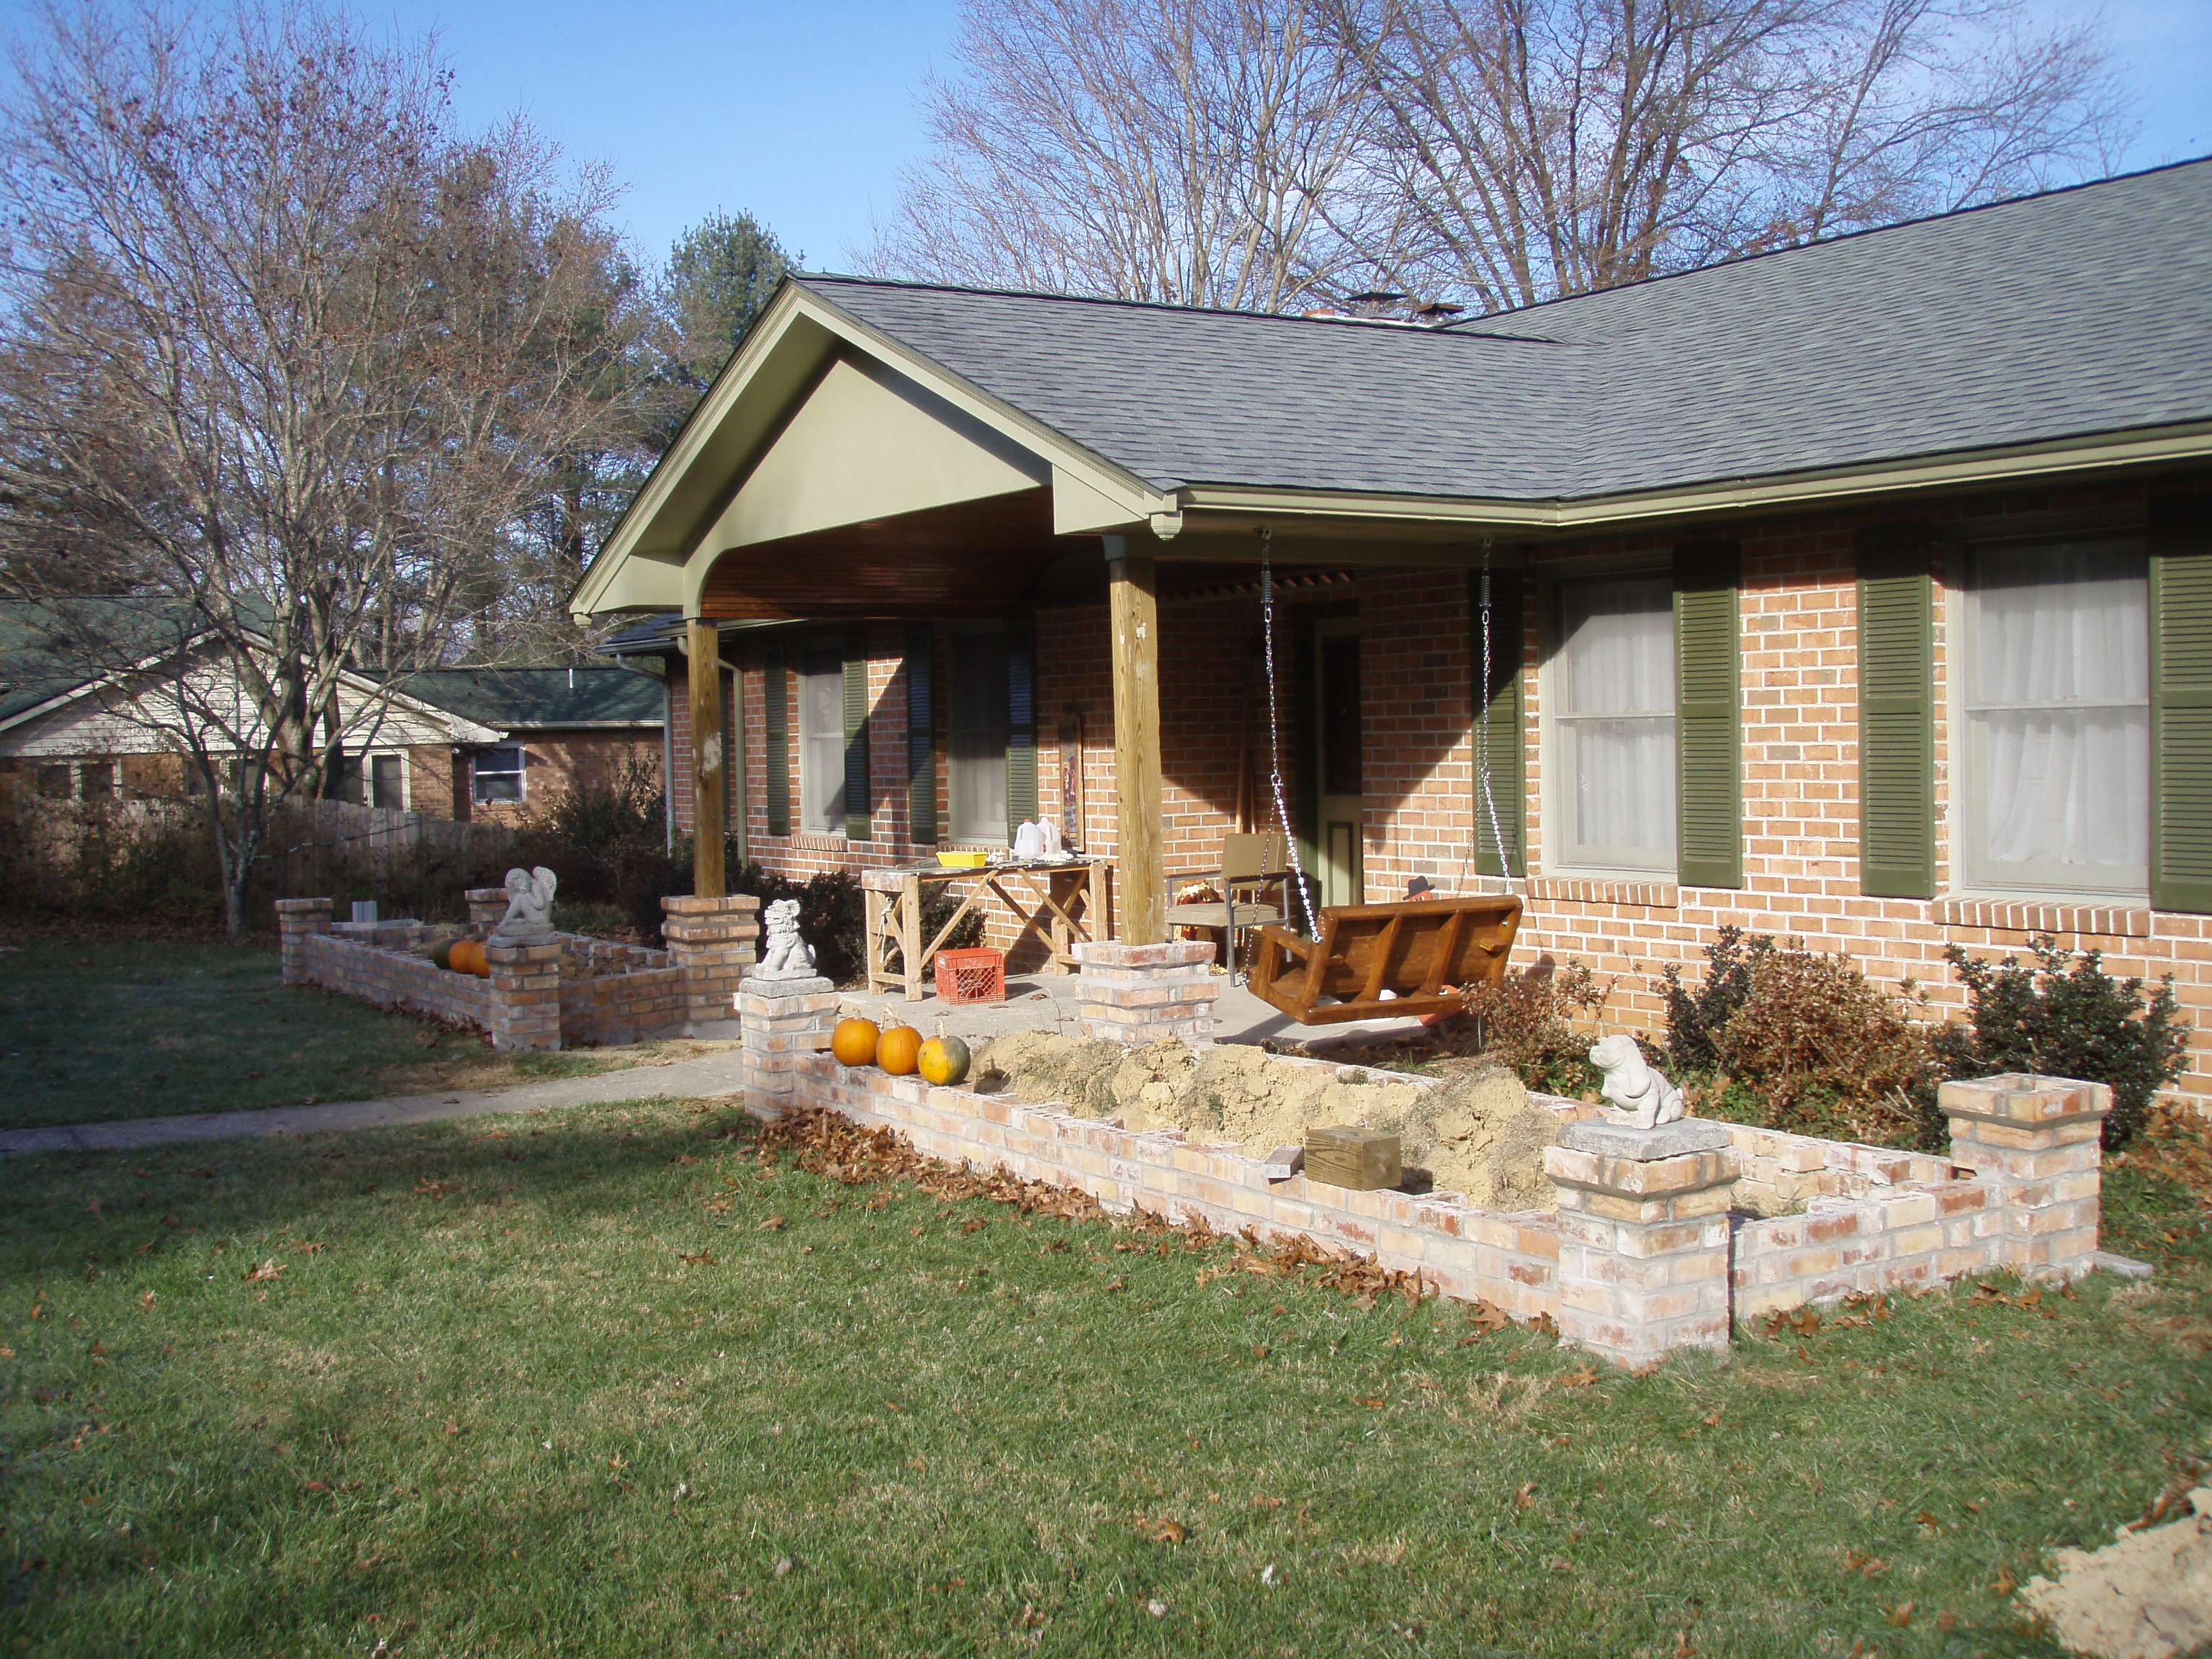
top-left (833, 971), bottom-right (1441, 1053)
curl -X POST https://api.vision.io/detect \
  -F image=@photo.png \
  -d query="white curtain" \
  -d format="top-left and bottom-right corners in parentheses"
top-left (1969, 542), bottom-right (2148, 883)
top-left (1556, 577), bottom-right (1676, 866)
top-left (799, 663), bottom-right (845, 833)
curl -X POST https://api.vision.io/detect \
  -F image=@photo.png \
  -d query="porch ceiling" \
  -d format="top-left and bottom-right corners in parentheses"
top-left (696, 487), bottom-right (1082, 621)
top-left (694, 488), bottom-right (1370, 621)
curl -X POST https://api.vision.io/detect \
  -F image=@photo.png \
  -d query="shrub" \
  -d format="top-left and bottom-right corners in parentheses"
top-left (1931, 936), bottom-right (2188, 1150)
top-left (1459, 962), bottom-right (1612, 1096)
top-left (1661, 926), bottom-right (1773, 1074)
top-left (1711, 944), bottom-right (1943, 1147)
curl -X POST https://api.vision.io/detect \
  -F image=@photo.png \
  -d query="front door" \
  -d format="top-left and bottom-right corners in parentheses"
top-left (1310, 615), bottom-right (1364, 909)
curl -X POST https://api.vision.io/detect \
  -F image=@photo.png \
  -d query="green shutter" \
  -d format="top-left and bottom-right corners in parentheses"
top-left (1006, 616), bottom-right (1036, 844)
top-left (1675, 542), bottom-right (1743, 889)
top-left (2152, 495), bottom-right (2212, 914)
top-left (906, 624), bottom-right (935, 846)
top-left (1856, 525), bottom-right (1936, 898)
top-left (843, 635), bottom-right (871, 842)
top-left (1470, 567), bottom-right (1524, 878)
top-left (763, 641), bottom-right (789, 837)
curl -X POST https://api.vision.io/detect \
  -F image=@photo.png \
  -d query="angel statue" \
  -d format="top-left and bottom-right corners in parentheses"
top-left (494, 866), bottom-right (558, 939)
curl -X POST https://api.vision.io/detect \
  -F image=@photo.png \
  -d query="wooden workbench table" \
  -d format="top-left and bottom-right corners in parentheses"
top-left (861, 858), bottom-right (1112, 1002)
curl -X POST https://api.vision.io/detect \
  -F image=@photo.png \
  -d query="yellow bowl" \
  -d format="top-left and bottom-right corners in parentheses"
top-left (936, 850), bottom-right (990, 868)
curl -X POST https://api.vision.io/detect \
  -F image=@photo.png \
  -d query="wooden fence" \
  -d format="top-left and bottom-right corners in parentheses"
top-left (266, 798), bottom-right (516, 897)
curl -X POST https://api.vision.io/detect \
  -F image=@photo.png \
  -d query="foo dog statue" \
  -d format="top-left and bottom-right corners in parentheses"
top-left (754, 897), bottom-right (816, 979)
top-left (493, 866), bottom-right (557, 939)
top-left (1588, 1034), bottom-right (1685, 1130)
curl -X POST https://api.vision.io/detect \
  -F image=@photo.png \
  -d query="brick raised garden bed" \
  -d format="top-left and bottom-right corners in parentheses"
top-left (275, 893), bottom-right (758, 1052)
top-left (734, 974), bottom-right (2119, 1369)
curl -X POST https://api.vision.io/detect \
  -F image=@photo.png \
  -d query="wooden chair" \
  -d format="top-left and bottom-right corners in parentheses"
top-left (1248, 892), bottom-right (1522, 1025)
top-left (1165, 831), bottom-right (1291, 965)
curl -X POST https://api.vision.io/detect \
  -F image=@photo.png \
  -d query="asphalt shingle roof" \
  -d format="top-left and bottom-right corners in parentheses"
top-left (397, 667), bottom-right (663, 730)
top-left (799, 158), bottom-right (2212, 503)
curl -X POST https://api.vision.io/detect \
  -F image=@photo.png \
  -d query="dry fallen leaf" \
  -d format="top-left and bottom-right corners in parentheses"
top-left (1514, 1481), bottom-right (1537, 1510)
top-left (1886, 1602), bottom-right (1914, 1627)
top-left (757, 1215), bottom-right (786, 1232)
top-left (243, 1259), bottom-right (284, 1283)
top-left (1992, 1568), bottom-right (2018, 1596)
top-left (1560, 1364), bottom-right (1599, 1388)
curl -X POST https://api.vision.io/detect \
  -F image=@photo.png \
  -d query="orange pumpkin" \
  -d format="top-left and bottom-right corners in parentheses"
top-left (876, 1025), bottom-right (924, 1076)
top-left (831, 1017), bottom-right (882, 1068)
top-left (449, 939), bottom-right (480, 975)
top-left (472, 943), bottom-right (494, 978)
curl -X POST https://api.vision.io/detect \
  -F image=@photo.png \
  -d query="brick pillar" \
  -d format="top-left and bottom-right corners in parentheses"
top-left (485, 938), bottom-right (563, 1053)
top-left (1940, 1073), bottom-right (2111, 1282)
top-left (274, 898), bottom-right (332, 986)
top-left (466, 887), bottom-right (508, 935)
top-left (1074, 939), bottom-right (1219, 1044)
top-left (662, 894), bottom-right (760, 1038)
top-left (737, 973), bottom-right (837, 1119)
top-left (1545, 1119), bottom-right (1740, 1370)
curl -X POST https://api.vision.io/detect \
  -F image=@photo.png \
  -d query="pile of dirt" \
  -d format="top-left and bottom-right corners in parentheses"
top-left (974, 1033), bottom-right (1563, 1210)
top-left (2020, 1486), bottom-right (2211, 1659)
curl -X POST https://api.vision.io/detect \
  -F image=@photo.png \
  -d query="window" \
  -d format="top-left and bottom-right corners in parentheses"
top-left (77, 762), bottom-right (114, 800)
top-left (947, 626), bottom-right (1009, 842)
top-left (1962, 538), bottom-right (2149, 895)
top-left (797, 652), bottom-right (847, 834)
top-left (35, 763), bottom-right (70, 799)
top-left (472, 745), bottom-right (524, 805)
top-left (1551, 576), bottom-right (1676, 872)
top-left (369, 754), bottom-right (405, 811)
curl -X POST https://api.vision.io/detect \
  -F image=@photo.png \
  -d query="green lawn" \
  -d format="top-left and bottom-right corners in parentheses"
top-left (3, 1094), bottom-right (2207, 1657)
top-left (0, 937), bottom-right (644, 1131)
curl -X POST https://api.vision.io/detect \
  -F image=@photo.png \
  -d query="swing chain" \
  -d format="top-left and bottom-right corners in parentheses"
top-left (1259, 527), bottom-right (1319, 939)
top-left (1474, 534), bottom-right (1512, 888)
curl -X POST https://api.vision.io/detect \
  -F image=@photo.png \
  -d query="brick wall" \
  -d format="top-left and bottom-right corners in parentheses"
top-left (463, 729), bottom-right (662, 827)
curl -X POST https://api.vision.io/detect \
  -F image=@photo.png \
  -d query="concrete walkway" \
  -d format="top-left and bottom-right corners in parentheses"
top-left (0, 1049), bottom-right (751, 1159)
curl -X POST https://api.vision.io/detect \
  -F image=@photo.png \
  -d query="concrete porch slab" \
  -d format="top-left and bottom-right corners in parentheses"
top-left (835, 972), bottom-right (1446, 1053)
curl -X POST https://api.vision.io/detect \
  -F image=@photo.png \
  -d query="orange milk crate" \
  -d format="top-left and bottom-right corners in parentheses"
top-left (934, 948), bottom-right (1007, 1005)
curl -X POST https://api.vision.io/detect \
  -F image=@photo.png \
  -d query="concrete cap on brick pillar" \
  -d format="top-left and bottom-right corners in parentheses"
top-left (1074, 940), bottom-right (1215, 969)
top-left (274, 897), bottom-right (333, 917)
top-left (1938, 1074), bottom-right (2112, 1128)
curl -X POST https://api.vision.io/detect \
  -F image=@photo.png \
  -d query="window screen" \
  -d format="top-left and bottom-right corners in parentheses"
top-left (947, 627), bottom-right (1009, 842)
top-left (797, 655), bottom-right (847, 834)
top-left (369, 754), bottom-right (404, 810)
top-left (472, 745), bottom-right (524, 804)
top-left (1552, 576), bottom-right (1676, 872)
top-left (1964, 539), bottom-right (2148, 894)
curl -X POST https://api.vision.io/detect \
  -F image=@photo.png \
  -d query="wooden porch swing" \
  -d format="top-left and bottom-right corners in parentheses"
top-left (1242, 531), bottom-right (1523, 1027)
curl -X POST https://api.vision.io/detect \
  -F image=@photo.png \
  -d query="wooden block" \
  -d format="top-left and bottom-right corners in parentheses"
top-left (1303, 1126), bottom-right (1401, 1192)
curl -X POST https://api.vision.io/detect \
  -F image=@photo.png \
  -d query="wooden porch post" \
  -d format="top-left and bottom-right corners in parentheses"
top-left (1108, 540), bottom-right (1165, 944)
top-left (686, 618), bottom-right (726, 899)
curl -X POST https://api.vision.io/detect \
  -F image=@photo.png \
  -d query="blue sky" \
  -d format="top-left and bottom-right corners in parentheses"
top-left (13, 0), bottom-right (2208, 275)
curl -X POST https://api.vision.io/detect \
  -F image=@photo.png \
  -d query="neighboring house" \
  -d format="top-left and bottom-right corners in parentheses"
top-left (0, 603), bottom-right (505, 808)
top-left (0, 606), bottom-right (663, 821)
top-left (573, 158), bottom-right (2212, 1101)
top-left (391, 668), bottom-right (665, 823)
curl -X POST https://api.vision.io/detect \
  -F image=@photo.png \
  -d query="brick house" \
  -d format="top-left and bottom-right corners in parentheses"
top-left (574, 160), bottom-right (2212, 1102)
top-left (392, 668), bottom-right (665, 822)
top-left (0, 611), bottom-right (662, 822)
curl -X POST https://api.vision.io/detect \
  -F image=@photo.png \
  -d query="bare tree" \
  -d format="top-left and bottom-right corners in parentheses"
top-left (0, 1), bottom-right (647, 937)
top-left (868, 0), bottom-right (1414, 310)
top-left (1328, 0), bottom-right (2134, 312)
